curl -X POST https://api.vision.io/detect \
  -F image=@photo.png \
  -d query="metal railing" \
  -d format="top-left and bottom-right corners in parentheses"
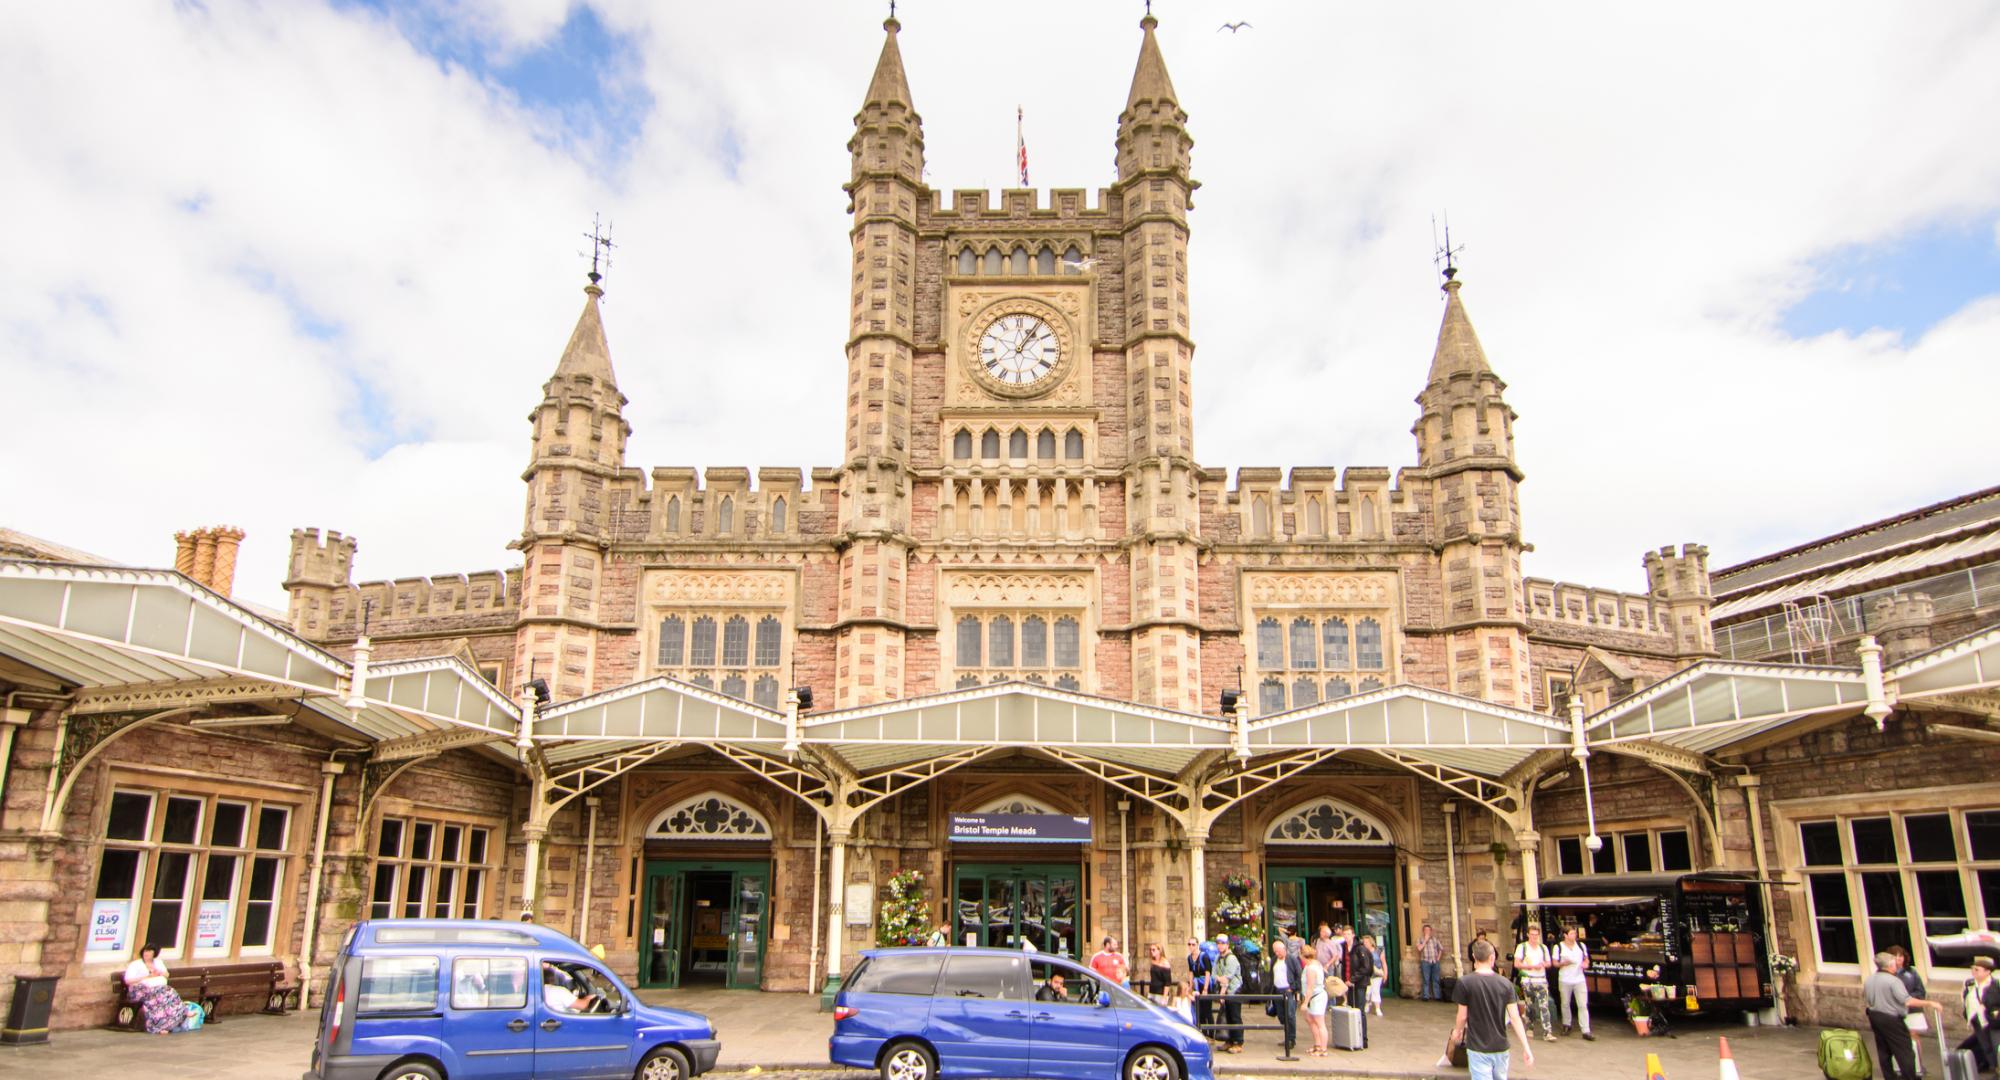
top-left (1713, 563), bottom-right (2000, 661)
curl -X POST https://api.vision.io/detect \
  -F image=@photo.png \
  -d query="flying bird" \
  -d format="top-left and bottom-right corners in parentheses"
top-left (1218, 21), bottom-right (1253, 33)
top-left (1061, 257), bottom-right (1100, 273)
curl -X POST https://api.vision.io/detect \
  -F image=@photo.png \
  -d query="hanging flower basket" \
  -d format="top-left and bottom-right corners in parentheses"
top-left (876, 869), bottom-right (932, 947)
top-left (1212, 874), bottom-right (1263, 939)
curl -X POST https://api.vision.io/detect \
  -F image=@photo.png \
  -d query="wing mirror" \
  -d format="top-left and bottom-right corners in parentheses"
top-left (1097, 990), bottom-right (1112, 1008)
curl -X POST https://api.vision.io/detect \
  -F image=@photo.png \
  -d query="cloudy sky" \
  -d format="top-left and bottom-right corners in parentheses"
top-left (3, 1), bottom-right (1997, 612)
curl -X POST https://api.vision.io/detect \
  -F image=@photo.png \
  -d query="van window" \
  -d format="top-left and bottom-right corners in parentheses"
top-left (1030, 960), bottom-right (1101, 1005)
top-left (452, 956), bottom-right (529, 1010)
top-left (376, 927), bottom-right (537, 946)
top-left (848, 953), bottom-right (945, 996)
top-left (937, 954), bottom-right (1022, 1000)
top-left (541, 960), bottom-right (623, 1015)
top-left (357, 955), bottom-right (439, 1013)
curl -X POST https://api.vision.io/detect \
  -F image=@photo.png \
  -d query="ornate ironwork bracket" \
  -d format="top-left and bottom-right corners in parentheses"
top-left (543, 742), bottom-right (691, 812)
top-left (1369, 748), bottom-right (1519, 818)
top-left (1195, 746), bottom-right (1348, 823)
top-left (358, 757), bottom-right (431, 820)
top-left (40, 708), bottom-right (188, 834)
top-left (1036, 746), bottom-right (1191, 817)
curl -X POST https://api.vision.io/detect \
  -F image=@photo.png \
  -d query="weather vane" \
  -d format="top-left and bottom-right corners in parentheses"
top-left (1432, 212), bottom-right (1465, 284)
top-left (582, 213), bottom-right (616, 285)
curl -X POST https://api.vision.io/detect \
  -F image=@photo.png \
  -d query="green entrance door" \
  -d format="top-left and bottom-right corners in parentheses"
top-left (952, 862), bottom-right (1082, 960)
top-left (640, 859), bottom-right (770, 990)
top-left (1266, 865), bottom-right (1399, 997)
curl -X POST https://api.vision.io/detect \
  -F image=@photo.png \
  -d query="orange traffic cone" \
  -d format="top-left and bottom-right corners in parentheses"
top-left (1719, 1037), bottom-right (1740, 1080)
top-left (1646, 1050), bottom-right (1669, 1079)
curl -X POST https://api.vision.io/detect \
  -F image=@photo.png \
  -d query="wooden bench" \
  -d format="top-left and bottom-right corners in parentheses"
top-left (109, 960), bottom-right (298, 1031)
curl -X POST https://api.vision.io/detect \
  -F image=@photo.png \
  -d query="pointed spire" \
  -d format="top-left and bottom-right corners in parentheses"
top-left (553, 281), bottom-right (617, 387)
top-left (861, 16), bottom-right (912, 112)
top-left (1425, 272), bottom-right (1495, 387)
top-left (1126, 12), bottom-right (1180, 110)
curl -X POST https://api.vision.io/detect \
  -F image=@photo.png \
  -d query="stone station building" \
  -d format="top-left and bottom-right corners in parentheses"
top-left (2, 15), bottom-right (1998, 1035)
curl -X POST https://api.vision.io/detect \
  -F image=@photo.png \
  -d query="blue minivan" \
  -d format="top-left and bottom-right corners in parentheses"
top-left (830, 947), bottom-right (1214, 1080)
top-left (305, 919), bottom-right (720, 1080)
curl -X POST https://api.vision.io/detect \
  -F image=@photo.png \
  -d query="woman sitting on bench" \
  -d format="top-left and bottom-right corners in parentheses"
top-left (124, 943), bottom-right (188, 1035)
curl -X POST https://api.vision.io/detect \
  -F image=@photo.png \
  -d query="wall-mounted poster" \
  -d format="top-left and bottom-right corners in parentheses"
top-left (845, 884), bottom-right (873, 927)
top-left (195, 901), bottom-right (230, 950)
top-left (88, 900), bottom-right (129, 953)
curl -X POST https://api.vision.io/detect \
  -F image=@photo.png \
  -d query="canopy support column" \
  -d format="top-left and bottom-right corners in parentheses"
top-left (1516, 827), bottom-right (1542, 911)
top-left (1442, 801), bottom-right (1464, 978)
top-left (298, 758), bottom-right (344, 1010)
top-left (822, 827), bottom-right (853, 1008)
top-left (1738, 772), bottom-right (1787, 1024)
top-left (1187, 829), bottom-right (1209, 941)
top-left (576, 796), bottom-right (601, 943)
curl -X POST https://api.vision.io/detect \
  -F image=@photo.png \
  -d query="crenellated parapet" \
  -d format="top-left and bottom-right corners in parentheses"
top-left (628, 465), bottom-right (839, 543)
top-left (1525, 578), bottom-right (1671, 635)
top-left (1205, 466), bottom-right (1425, 544)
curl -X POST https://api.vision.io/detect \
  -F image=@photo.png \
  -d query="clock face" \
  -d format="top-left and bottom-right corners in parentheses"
top-left (978, 313), bottom-right (1060, 387)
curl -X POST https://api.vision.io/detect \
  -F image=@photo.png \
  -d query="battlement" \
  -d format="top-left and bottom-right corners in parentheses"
top-left (348, 569), bottom-right (519, 624)
top-left (1203, 466), bottom-right (1422, 542)
top-left (285, 527), bottom-right (357, 588)
top-left (597, 465), bottom-right (843, 542)
top-left (929, 187), bottom-right (1117, 221)
top-left (1524, 578), bottom-right (1669, 635)
top-left (1644, 543), bottom-right (1712, 600)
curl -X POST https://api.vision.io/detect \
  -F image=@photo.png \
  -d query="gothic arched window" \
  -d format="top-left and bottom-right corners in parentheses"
top-left (989, 616), bottom-right (1014, 667)
top-left (1323, 618), bottom-right (1350, 669)
top-left (981, 430), bottom-right (1000, 459)
top-left (956, 616), bottom-right (982, 667)
top-left (1062, 245), bottom-right (1083, 273)
top-left (649, 793), bottom-right (771, 840)
top-left (753, 674), bottom-right (780, 709)
top-left (1251, 496), bottom-right (1271, 539)
top-left (1327, 677), bottom-right (1352, 701)
top-left (664, 496), bottom-right (681, 533)
top-left (1305, 497), bottom-right (1324, 537)
top-left (1256, 617), bottom-right (1283, 670)
top-left (769, 496), bottom-right (787, 535)
top-left (1008, 429), bottom-right (1028, 459)
top-left (1293, 677), bottom-right (1320, 708)
top-left (1053, 617), bottom-right (1081, 669)
top-left (1064, 429), bottom-right (1084, 459)
top-left (1259, 677), bottom-right (1287, 716)
top-left (1357, 676), bottom-right (1383, 693)
top-left (1010, 246), bottom-right (1029, 274)
top-left (690, 616), bottom-right (717, 667)
top-left (1290, 618), bottom-right (1317, 669)
top-left (754, 616), bottom-right (781, 666)
top-left (1356, 618), bottom-right (1385, 670)
top-left (958, 249), bottom-right (977, 275)
top-left (1264, 797), bottom-right (1391, 846)
top-left (1021, 616), bottom-right (1048, 668)
top-left (722, 616), bottom-right (749, 667)
top-left (1055, 674), bottom-right (1080, 691)
top-left (983, 249), bottom-right (1004, 275)
top-left (717, 496), bottom-right (734, 534)
top-left (1037, 430), bottom-right (1056, 459)
top-left (721, 673), bottom-right (747, 700)
top-left (1036, 248), bottom-right (1056, 275)
top-left (657, 616), bottom-right (685, 667)
top-left (953, 430), bottom-right (972, 460)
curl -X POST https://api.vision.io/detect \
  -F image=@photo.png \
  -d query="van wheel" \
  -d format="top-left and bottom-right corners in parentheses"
top-left (377, 1063), bottom-right (443, 1080)
top-left (638, 1046), bottom-right (691, 1080)
top-left (1125, 1044), bottom-right (1180, 1080)
top-left (881, 1039), bottom-right (936, 1080)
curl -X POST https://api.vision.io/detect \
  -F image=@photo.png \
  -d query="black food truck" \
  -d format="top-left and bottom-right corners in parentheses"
top-left (1524, 871), bottom-right (1774, 1016)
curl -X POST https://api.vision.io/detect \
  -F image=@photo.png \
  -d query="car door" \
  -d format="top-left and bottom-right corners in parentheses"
top-left (927, 953), bottom-right (1032, 1076)
top-left (446, 955), bottom-right (537, 1079)
top-left (1026, 960), bottom-right (1121, 1079)
top-left (532, 958), bottom-right (633, 1079)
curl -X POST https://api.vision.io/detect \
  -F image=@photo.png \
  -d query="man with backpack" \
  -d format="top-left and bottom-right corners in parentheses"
top-left (1553, 925), bottom-right (1593, 1040)
top-left (1186, 935), bottom-right (1215, 1037)
top-left (1511, 923), bottom-right (1557, 1043)
top-left (1214, 933), bottom-right (1245, 1053)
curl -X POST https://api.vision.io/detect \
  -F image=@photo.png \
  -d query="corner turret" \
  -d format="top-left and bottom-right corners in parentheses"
top-left (1644, 543), bottom-right (1716, 658)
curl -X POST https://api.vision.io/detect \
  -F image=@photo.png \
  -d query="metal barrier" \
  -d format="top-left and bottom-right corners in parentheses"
top-left (1190, 991), bottom-right (1302, 1060)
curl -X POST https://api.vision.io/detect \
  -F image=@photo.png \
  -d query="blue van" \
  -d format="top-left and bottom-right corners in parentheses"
top-left (304, 919), bottom-right (720, 1080)
top-left (829, 947), bottom-right (1214, 1080)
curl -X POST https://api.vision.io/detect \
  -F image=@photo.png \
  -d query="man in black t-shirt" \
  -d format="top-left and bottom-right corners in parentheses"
top-left (1452, 939), bottom-right (1535, 1079)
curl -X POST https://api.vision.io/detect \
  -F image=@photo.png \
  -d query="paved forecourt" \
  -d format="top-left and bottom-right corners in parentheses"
top-left (0, 992), bottom-right (1887, 1079)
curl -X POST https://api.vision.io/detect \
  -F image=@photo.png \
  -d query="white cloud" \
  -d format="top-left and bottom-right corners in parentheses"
top-left (2, 1), bottom-right (1996, 612)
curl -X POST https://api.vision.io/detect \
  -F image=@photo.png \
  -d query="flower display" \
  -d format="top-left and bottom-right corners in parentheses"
top-left (876, 868), bottom-right (933, 947)
top-left (1211, 874), bottom-right (1264, 938)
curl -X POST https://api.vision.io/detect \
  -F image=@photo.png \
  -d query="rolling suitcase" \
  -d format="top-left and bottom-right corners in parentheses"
top-left (1940, 1023), bottom-right (1980, 1080)
top-left (1329, 1004), bottom-right (1364, 1051)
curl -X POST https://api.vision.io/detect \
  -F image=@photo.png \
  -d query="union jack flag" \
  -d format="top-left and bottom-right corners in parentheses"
top-left (1017, 106), bottom-right (1030, 186)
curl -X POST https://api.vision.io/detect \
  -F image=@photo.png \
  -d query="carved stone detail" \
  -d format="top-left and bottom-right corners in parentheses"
top-left (1245, 572), bottom-right (1395, 607)
top-left (1264, 797), bottom-right (1393, 845)
top-left (645, 569), bottom-right (794, 606)
top-left (944, 570), bottom-right (1094, 607)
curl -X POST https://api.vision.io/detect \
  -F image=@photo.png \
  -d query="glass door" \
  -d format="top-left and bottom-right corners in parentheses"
top-left (952, 863), bottom-right (1083, 959)
top-left (1266, 871), bottom-right (1309, 942)
top-left (641, 870), bottom-right (681, 989)
top-left (1354, 868), bottom-right (1397, 998)
top-left (726, 870), bottom-right (768, 989)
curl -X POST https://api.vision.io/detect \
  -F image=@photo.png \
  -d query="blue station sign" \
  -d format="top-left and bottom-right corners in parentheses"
top-left (949, 812), bottom-right (1094, 844)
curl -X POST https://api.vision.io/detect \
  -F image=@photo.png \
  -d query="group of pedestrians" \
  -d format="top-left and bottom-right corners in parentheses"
top-left (1862, 946), bottom-right (2000, 1080)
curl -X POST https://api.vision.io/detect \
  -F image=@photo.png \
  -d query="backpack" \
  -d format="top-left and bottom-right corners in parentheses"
top-left (1817, 1028), bottom-right (1872, 1080)
top-left (180, 1001), bottom-right (205, 1032)
top-left (1236, 947), bottom-right (1266, 994)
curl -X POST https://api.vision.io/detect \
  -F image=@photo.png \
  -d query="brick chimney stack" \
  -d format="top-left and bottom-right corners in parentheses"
top-left (1870, 592), bottom-right (1935, 664)
top-left (172, 526), bottom-right (248, 597)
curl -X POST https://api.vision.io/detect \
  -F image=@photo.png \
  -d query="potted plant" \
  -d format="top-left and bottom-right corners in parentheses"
top-left (876, 869), bottom-right (932, 947)
top-left (1625, 991), bottom-right (1655, 1036)
top-left (1211, 874), bottom-right (1264, 940)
